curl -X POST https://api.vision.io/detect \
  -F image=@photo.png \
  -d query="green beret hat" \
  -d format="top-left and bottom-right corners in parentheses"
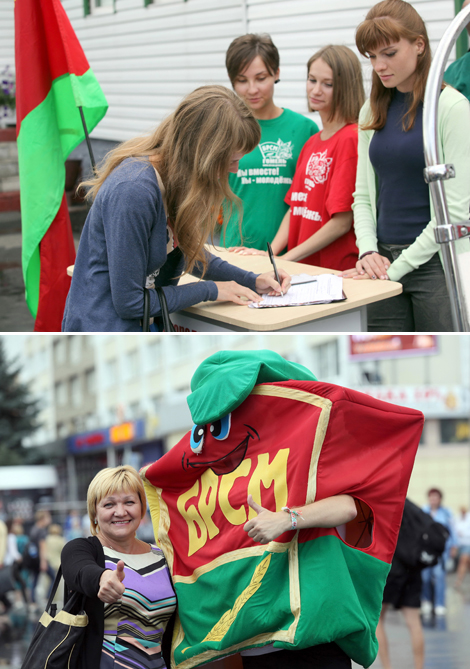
top-left (188, 349), bottom-right (317, 425)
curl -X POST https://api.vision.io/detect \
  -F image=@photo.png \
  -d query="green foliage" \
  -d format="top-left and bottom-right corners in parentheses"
top-left (0, 339), bottom-right (40, 465)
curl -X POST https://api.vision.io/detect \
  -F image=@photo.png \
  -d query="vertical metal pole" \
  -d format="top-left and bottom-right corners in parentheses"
top-left (78, 106), bottom-right (96, 171)
top-left (422, 5), bottom-right (470, 331)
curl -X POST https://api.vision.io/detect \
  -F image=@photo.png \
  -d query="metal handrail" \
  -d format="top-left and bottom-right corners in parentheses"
top-left (423, 4), bottom-right (470, 331)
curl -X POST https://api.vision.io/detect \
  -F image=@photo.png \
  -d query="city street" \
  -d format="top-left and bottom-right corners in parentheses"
top-left (1, 574), bottom-right (469, 669)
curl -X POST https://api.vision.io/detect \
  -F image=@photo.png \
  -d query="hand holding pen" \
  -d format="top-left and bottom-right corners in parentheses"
top-left (267, 242), bottom-right (284, 296)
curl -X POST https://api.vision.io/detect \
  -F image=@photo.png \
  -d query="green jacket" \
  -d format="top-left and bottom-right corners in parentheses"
top-left (352, 86), bottom-right (470, 282)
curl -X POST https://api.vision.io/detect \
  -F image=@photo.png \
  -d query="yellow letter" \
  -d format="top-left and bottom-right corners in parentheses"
top-left (247, 449), bottom-right (289, 519)
top-left (198, 469), bottom-right (220, 540)
top-left (218, 459), bottom-right (252, 526)
top-left (177, 480), bottom-right (207, 557)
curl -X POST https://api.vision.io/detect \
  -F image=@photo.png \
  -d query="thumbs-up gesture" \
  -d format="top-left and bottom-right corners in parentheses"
top-left (243, 494), bottom-right (291, 544)
top-left (98, 560), bottom-right (126, 603)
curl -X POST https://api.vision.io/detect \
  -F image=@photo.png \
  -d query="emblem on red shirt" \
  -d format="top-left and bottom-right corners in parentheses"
top-left (305, 150), bottom-right (333, 190)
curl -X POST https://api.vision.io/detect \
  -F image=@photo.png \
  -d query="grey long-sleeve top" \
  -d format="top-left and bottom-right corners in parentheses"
top-left (62, 158), bottom-right (259, 332)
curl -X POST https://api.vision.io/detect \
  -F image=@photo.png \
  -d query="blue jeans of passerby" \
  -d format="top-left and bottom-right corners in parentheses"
top-left (421, 559), bottom-right (446, 607)
top-left (30, 565), bottom-right (56, 603)
top-left (366, 244), bottom-right (453, 332)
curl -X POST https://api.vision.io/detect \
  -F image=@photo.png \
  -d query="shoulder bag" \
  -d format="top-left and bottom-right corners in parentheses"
top-left (20, 566), bottom-right (88, 669)
top-left (142, 286), bottom-right (175, 332)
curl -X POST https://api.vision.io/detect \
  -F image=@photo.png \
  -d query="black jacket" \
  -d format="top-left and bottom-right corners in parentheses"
top-left (61, 535), bottom-right (175, 668)
top-left (61, 536), bottom-right (106, 669)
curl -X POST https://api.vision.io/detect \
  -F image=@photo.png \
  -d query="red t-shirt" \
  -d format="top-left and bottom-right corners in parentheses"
top-left (285, 123), bottom-right (359, 271)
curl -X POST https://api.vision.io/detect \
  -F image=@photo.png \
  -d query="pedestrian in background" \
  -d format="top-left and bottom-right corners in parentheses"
top-left (421, 488), bottom-right (457, 615)
top-left (376, 500), bottom-right (425, 669)
top-left (454, 506), bottom-right (470, 590)
top-left (25, 510), bottom-right (54, 608)
top-left (223, 33), bottom-right (318, 251)
top-left (45, 524), bottom-right (66, 574)
top-left (3, 519), bottom-right (29, 608)
top-left (344, 0), bottom-right (470, 331)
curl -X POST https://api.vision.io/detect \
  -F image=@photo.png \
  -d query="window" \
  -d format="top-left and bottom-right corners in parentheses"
top-left (105, 359), bottom-right (117, 388)
top-left (124, 350), bottom-right (139, 380)
top-left (311, 341), bottom-right (339, 380)
top-left (55, 381), bottom-right (68, 407)
top-left (440, 419), bottom-right (470, 444)
top-left (86, 0), bottom-right (114, 16)
top-left (129, 402), bottom-right (141, 420)
top-left (85, 369), bottom-right (96, 394)
top-left (54, 338), bottom-right (67, 365)
top-left (70, 336), bottom-right (82, 364)
top-left (70, 376), bottom-right (81, 407)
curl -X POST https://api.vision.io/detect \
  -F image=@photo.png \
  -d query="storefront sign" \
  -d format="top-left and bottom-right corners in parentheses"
top-left (349, 335), bottom-right (438, 360)
top-left (355, 385), bottom-right (470, 418)
top-left (68, 419), bottom-right (146, 453)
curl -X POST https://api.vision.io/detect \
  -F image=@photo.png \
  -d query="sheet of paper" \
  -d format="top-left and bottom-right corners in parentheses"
top-left (250, 273), bottom-right (344, 308)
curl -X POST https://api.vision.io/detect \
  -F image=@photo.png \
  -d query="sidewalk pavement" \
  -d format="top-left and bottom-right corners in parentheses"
top-left (1, 574), bottom-right (470, 668)
top-left (0, 209), bottom-right (85, 332)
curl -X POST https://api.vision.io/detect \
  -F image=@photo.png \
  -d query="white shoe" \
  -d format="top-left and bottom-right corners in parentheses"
top-left (421, 600), bottom-right (433, 615)
top-left (435, 606), bottom-right (446, 616)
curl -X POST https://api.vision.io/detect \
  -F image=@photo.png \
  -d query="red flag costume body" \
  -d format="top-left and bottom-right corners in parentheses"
top-left (141, 351), bottom-right (423, 668)
top-left (14, 0), bottom-right (107, 331)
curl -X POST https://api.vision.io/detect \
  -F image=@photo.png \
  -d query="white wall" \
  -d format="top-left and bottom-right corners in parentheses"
top-left (1, 0), bottom-right (459, 141)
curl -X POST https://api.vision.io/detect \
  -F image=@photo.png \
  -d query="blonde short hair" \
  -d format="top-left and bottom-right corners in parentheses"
top-left (87, 465), bottom-right (146, 536)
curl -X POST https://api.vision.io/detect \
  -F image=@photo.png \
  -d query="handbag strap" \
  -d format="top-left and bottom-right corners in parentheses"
top-left (44, 566), bottom-right (63, 614)
top-left (155, 286), bottom-right (175, 332)
top-left (142, 288), bottom-right (151, 332)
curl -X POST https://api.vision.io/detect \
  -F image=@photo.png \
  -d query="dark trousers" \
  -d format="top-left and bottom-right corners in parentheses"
top-left (367, 243), bottom-right (453, 332)
top-left (242, 643), bottom-right (351, 669)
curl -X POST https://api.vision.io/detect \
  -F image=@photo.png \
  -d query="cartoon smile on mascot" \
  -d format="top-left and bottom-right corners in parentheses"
top-left (141, 350), bottom-right (423, 669)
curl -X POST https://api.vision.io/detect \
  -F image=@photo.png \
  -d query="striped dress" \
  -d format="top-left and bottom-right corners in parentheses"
top-left (100, 545), bottom-right (177, 669)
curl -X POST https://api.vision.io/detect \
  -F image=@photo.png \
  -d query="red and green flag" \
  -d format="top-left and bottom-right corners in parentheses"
top-left (14, 0), bottom-right (108, 331)
top-left (141, 350), bottom-right (424, 668)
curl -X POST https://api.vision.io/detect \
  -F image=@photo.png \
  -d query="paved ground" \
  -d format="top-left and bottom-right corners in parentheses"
top-left (1, 573), bottom-right (470, 668)
top-left (0, 210), bottom-right (85, 332)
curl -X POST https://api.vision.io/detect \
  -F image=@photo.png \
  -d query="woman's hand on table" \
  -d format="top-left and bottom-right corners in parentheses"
top-left (98, 560), bottom-right (126, 603)
top-left (256, 269), bottom-right (291, 296)
top-left (341, 253), bottom-right (390, 280)
top-left (214, 281), bottom-right (263, 305)
top-left (227, 246), bottom-right (268, 256)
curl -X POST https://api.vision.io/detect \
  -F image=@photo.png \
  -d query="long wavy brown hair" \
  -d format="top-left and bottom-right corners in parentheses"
top-left (81, 86), bottom-right (261, 275)
top-left (355, 0), bottom-right (431, 131)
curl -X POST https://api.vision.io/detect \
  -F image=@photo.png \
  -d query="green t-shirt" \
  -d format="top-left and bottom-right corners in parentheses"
top-left (444, 50), bottom-right (470, 102)
top-left (223, 108), bottom-right (319, 250)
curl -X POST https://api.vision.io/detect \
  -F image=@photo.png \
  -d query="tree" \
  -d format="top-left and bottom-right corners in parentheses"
top-left (0, 338), bottom-right (40, 465)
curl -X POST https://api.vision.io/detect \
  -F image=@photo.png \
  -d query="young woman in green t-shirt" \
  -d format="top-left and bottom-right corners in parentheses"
top-left (221, 34), bottom-right (318, 251)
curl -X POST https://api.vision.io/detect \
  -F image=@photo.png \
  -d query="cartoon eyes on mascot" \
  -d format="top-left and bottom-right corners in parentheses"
top-left (141, 350), bottom-right (423, 669)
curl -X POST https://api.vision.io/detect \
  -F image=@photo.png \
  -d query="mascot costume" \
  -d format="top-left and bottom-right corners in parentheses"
top-left (141, 350), bottom-right (424, 668)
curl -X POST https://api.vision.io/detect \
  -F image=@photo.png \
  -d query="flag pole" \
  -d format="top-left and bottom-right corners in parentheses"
top-left (78, 106), bottom-right (96, 171)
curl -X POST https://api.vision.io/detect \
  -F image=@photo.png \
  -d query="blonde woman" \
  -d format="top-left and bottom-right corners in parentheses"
top-left (61, 465), bottom-right (176, 669)
top-left (62, 86), bottom-right (290, 332)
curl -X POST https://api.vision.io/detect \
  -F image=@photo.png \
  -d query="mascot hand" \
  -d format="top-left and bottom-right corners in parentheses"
top-left (243, 494), bottom-right (292, 544)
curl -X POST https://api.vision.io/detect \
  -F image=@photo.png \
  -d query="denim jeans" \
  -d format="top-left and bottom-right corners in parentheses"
top-left (421, 559), bottom-right (447, 608)
top-left (367, 243), bottom-right (454, 332)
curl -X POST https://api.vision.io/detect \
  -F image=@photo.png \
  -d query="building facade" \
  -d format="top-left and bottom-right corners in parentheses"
top-left (5, 333), bottom-right (470, 515)
top-left (2, 0), bottom-right (467, 139)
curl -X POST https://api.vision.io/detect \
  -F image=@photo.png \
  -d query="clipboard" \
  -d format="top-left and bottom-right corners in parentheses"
top-left (250, 273), bottom-right (347, 308)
